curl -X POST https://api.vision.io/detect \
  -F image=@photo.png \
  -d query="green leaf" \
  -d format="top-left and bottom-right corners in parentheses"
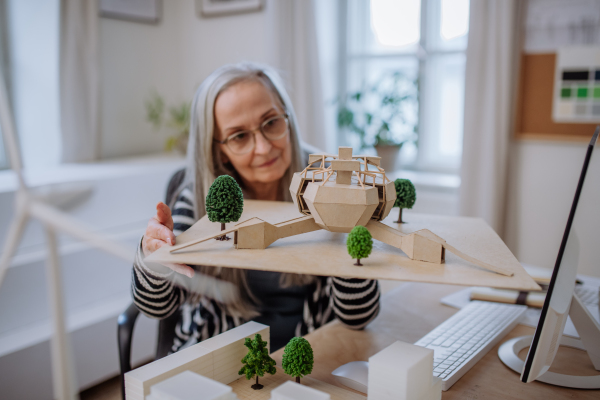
top-left (205, 175), bottom-right (244, 223)
top-left (239, 334), bottom-right (277, 380)
top-left (346, 226), bottom-right (373, 260)
top-left (282, 337), bottom-right (314, 378)
top-left (393, 178), bottom-right (416, 209)
top-left (337, 107), bottom-right (354, 128)
top-left (145, 91), bottom-right (164, 129)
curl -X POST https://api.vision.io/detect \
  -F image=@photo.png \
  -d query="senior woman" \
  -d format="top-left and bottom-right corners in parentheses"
top-left (132, 62), bottom-right (380, 354)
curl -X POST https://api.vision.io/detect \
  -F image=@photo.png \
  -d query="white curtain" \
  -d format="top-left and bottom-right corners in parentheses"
top-left (268, 0), bottom-right (327, 152)
top-left (459, 0), bottom-right (522, 235)
top-left (59, 0), bottom-right (99, 162)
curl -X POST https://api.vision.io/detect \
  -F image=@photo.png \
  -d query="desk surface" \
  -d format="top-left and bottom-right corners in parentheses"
top-left (271, 282), bottom-right (600, 399)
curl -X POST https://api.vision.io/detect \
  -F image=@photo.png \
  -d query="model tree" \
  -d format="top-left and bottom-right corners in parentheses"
top-left (394, 178), bottom-right (416, 223)
top-left (205, 175), bottom-right (244, 240)
top-left (282, 337), bottom-right (314, 384)
top-left (238, 333), bottom-right (277, 390)
top-left (347, 225), bottom-right (373, 266)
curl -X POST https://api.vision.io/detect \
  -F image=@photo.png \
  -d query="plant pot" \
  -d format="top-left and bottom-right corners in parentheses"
top-left (374, 144), bottom-right (402, 172)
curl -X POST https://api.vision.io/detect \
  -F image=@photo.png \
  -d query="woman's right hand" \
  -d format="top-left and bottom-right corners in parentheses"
top-left (142, 202), bottom-right (195, 278)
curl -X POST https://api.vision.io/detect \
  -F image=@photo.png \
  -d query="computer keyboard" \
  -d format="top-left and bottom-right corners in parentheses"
top-left (414, 300), bottom-right (527, 391)
top-left (575, 285), bottom-right (599, 307)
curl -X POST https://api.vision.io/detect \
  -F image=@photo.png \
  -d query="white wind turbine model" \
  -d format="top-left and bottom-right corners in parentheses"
top-left (0, 75), bottom-right (135, 399)
top-left (0, 68), bottom-right (239, 399)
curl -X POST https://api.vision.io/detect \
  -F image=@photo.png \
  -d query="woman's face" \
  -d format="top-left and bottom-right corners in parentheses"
top-left (214, 80), bottom-right (292, 186)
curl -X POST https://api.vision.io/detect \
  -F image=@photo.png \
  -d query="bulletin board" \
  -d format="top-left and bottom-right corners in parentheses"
top-left (515, 53), bottom-right (598, 141)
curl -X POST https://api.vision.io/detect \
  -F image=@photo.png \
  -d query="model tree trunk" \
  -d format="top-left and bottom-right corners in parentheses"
top-left (396, 208), bottom-right (404, 224)
top-left (251, 375), bottom-right (263, 390)
top-left (354, 258), bottom-right (362, 266)
top-left (296, 376), bottom-right (300, 384)
top-left (219, 222), bottom-right (230, 241)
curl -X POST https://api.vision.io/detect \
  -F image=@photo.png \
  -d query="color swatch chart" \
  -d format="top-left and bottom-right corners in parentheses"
top-left (553, 47), bottom-right (600, 123)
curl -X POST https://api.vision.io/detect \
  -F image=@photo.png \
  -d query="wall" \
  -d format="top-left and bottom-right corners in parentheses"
top-left (505, 140), bottom-right (600, 278)
top-left (7, 0), bottom-right (61, 169)
top-left (100, 0), bottom-right (274, 159)
top-left (503, 0), bottom-right (600, 278)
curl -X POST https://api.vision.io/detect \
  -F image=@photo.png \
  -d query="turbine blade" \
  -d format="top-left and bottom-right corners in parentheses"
top-left (0, 65), bottom-right (25, 182)
top-left (0, 210), bottom-right (29, 287)
top-left (29, 200), bottom-right (133, 262)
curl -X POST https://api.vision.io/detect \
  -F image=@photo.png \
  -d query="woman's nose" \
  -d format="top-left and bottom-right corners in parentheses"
top-left (254, 131), bottom-right (272, 155)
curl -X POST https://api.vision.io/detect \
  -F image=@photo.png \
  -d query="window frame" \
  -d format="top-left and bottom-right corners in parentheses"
top-left (337, 0), bottom-right (469, 174)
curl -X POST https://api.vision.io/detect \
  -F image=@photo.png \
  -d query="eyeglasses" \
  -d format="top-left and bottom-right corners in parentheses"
top-left (214, 114), bottom-right (290, 155)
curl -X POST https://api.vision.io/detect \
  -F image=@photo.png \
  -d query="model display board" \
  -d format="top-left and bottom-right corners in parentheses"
top-left (166, 147), bottom-right (514, 275)
top-left (146, 201), bottom-right (539, 291)
top-left (227, 368), bottom-right (363, 400)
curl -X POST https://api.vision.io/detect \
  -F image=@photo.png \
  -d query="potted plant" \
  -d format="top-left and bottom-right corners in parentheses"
top-left (337, 71), bottom-right (418, 171)
top-left (145, 91), bottom-right (191, 155)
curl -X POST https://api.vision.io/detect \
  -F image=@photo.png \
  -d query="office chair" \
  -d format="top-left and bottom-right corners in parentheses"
top-left (117, 169), bottom-right (185, 400)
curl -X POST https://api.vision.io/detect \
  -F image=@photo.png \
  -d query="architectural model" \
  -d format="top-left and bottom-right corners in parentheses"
top-left (124, 321), bottom-right (269, 400)
top-left (169, 146), bottom-right (512, 277)
top-left (369, 341), bottom-right (442, 400)
top-left (127, 321), bottom-right (363, 400)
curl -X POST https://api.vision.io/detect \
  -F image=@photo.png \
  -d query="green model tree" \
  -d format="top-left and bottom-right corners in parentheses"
top-left (282, 337), bottom-right (314, 384)
top-left (347, 225), bottom-right (373, 266)
top-left (394, 178), bottom-right (416, 223)
top-left (238, 333), bottom-right (277, 390)
top-left (205, 175), bottom-right (244, 240)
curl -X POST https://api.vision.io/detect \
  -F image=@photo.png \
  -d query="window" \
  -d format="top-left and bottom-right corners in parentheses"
top-left (341, 0), bottom-right (469, 173)
top-left (1, 0), bottom-right (61, 171)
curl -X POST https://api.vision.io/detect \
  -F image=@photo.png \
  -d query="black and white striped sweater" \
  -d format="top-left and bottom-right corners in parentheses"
top-left (132, 187), bottom-right (381, 354)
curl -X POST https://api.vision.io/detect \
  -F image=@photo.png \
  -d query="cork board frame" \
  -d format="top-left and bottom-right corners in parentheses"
top-left (515, 53), bottom-right (598, 141)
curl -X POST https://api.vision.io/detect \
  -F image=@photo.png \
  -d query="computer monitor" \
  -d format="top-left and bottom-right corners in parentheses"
top-left (498, 127), bottom-right (600, 389)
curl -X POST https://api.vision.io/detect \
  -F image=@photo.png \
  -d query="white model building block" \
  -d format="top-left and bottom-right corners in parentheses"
top-left (125, 321), bottom-right (269, 400)
top-left (368, 341), bottom-right (441, 400)
top-left (145, 371), bottom-right (239, 400)
top-left (269, 381), bottom-right (331, 400)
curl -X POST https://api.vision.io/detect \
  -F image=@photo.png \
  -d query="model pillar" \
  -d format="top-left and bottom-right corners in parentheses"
top-left (336, 146), bottom-right (353, 185)
top-left (368, 341), bottom-right (441, 400)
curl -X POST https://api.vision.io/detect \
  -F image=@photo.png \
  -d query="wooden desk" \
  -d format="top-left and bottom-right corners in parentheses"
top-left (272, 282), bottom-right (600, 399)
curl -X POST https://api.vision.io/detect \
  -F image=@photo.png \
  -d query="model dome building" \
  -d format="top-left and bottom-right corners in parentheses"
top-left (290, 147), bottom-right (396, 232)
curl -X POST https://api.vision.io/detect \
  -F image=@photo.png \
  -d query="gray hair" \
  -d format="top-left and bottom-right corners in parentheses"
top-left (175, 62), bottom-right (312, 317)
top-left (184, 62), bottom-right (305, 215)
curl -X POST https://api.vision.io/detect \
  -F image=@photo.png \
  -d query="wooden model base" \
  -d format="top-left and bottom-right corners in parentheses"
top-left (228, 367), bottom-right (363, 400)
top-left (146, 200), bottom-right (540, 291)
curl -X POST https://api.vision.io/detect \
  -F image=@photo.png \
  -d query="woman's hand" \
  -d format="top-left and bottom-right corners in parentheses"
top-left (142, 202), bottom-right (195, 278)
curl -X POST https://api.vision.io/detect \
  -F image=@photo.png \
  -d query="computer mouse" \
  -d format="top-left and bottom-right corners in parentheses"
top-left (331, 361), bottom-right (368, 394)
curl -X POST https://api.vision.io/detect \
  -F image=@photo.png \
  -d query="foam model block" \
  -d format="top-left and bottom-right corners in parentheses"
top-left (125, 321), bottom-right (269, 400)
top-left (145, 371), bottom-right (238, 400)
top-left (368, 341), bottom-right (441, 400)
top-left (269, 381), bottom-right (331, 400)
